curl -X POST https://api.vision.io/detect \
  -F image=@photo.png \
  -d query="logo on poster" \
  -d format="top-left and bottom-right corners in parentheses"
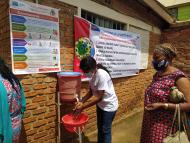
top-left (75, 37), bottom-right (95, 59)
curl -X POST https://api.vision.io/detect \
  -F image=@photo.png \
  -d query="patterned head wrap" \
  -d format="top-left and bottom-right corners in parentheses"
top-left (154, 43), bottom-right (177, 61)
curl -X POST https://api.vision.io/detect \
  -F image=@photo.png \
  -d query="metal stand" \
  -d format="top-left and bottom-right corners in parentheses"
top-left (56, 92), bottom-right (83, 143)
top-left (77, 127), bottom-right (82, 143)
top-left (56, 92), bottom-right (61, 143)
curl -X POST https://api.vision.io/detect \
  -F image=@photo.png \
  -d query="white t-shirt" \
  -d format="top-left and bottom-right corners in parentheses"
top-left (89, 69), bottom-right (118, 112)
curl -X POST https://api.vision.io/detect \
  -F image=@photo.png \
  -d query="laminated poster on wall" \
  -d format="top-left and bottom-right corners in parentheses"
top-left (74, 16), bottom-right (141, 79)
top-left (9, 0), bottom-right (61, 74)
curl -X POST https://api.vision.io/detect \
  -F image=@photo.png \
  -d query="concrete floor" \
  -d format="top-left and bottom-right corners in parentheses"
top-left (84, 110), bottom-right (143, 143)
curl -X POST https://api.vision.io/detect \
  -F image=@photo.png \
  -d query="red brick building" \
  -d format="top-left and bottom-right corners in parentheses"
top-left (0, 0), bottom-right (189, 143)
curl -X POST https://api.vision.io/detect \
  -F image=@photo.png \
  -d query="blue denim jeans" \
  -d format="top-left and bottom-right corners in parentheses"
top-left (97, 106), bottom-right (117, 143)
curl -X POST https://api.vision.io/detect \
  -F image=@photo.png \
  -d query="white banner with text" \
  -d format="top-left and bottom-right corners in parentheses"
top-left (90, 24), bottom-right (141, 78)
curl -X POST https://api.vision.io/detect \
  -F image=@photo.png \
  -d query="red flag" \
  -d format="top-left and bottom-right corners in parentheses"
top-left (73, 16), bottom-right (90, 73)
top-left (74, 16), bottom-right (90, 41)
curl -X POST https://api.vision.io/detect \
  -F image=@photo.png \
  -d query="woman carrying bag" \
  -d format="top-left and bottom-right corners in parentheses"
top-left (140, 43), bottom-right (190, 143)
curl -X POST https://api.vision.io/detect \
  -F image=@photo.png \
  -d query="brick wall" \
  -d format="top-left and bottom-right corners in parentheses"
top-left (0, 0), bottom-right (11, 65)
top-left (162, 27), bottom-right (190, 76)
top-left (0, 0), bottom-right (162, 142)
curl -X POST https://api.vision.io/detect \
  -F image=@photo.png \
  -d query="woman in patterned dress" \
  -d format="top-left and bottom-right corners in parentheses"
top-left (0, 58), bottom-right (26, 143)
top-left (140, 43), bottom-right (190, 143)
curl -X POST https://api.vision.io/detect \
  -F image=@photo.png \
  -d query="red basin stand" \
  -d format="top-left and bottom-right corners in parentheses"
top-left (62, 113), bottom-right (89, 143)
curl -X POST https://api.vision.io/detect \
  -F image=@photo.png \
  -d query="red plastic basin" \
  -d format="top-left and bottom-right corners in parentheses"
top-left (62, 113), bottom-right (89, 133)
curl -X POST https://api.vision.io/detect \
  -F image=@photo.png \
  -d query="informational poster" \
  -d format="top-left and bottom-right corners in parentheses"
top-left (74, 16), bottom-right (141, 78)
top-left (129, 26), bottom-right (150, 69)
top-left (9, 0), bottom-right (61, 74)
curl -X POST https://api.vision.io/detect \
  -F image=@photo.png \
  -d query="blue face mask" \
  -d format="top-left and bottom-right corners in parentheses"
top-left (152, 59), bottom-right (169, 71)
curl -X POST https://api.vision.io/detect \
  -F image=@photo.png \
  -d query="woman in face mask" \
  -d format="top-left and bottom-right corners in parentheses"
top-left (140, 43), bottom-right (190, 143)
top-left (74, 56), bottom-right (118, 143)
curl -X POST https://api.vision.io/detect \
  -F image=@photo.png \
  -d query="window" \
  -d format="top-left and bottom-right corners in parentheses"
top-left (81, 10), bottom-right (125, 30)
top-left (178, 5), bottom-right (190, 21)
top-left (168, 8), bottom-right (178, 19)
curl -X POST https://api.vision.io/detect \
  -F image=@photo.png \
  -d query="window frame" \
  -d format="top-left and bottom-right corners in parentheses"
top-left (81, 9), bottom-right (125, 30)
